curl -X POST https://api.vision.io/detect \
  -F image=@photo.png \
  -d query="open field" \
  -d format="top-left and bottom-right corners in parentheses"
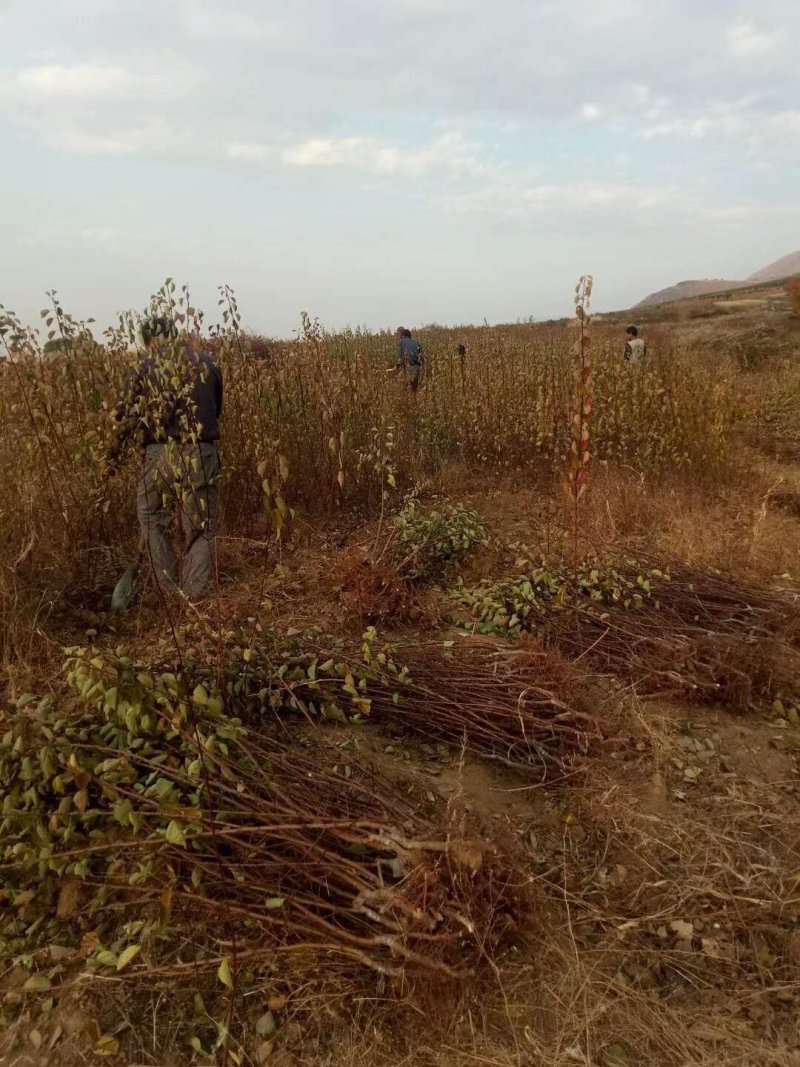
top-left (2, 284), bottom-right (800, 1065)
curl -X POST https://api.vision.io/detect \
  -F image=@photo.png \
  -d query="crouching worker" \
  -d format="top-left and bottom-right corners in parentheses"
top-left (107, 314), bottom-right (223, 602)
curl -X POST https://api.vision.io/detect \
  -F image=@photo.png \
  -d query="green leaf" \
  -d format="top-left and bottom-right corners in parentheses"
top-left (165, 820), bottom-right (186, 847)
top-left (192, 684), bottom-right (209, 706)
top-left (217, 956), bottom-right (234, 990)
top-left (94, 950), bottom-right (118, 969)
top-left (23, 974), bottom-right (51, 992)
top-left (264, 897), bottom-right (285, 910)
top-left (116, 944), bottom-right (141, 971)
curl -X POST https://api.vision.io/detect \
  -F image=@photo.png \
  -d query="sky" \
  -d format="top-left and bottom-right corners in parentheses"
top-left (1, 0), bottom-right (798, 335)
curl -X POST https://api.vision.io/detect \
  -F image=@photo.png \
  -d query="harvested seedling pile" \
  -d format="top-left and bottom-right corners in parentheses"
top-left (366, 639), bottom-right (600, 772)
top-left (0, 629), bottom-right (573, 1057)
top-left (450, 556), bottom-right (800, 707)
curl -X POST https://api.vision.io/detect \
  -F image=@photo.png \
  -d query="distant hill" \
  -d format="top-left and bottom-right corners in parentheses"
top-left (746, 251), bottom-right (800, 284)
top-left (636, 279), bottom-right (740, 308)
top-left (636, 250), bottom-right (800, 308)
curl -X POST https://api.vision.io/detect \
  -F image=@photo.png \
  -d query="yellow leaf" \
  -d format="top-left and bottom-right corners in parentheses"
top-left (217, 956), bottom-right (234, 989)
top-left (116, 944), bottom-right (141, 971)
top-left (165, 820), bottom-right (187, 847)
top-left (94, 1035), bottom-right (120, 1057)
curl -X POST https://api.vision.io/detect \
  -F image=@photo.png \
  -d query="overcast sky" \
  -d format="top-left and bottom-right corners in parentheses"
top-left (2, 0), bottom-right (798, 335)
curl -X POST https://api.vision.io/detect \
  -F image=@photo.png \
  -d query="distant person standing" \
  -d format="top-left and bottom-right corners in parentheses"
top-left (395, 327), bottom-right (424, 391)
top-left (623, 325), bottom-right (646, 364)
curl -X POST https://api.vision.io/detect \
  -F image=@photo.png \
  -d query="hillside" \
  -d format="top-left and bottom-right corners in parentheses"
top-left (636, 278), bottom-right (740, 308)
top-left (747, 250), bottom-right (800, 284)
top-left (637, 249), bottom-right (800, 308)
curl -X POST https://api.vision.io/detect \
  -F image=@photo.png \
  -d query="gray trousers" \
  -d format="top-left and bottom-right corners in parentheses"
top-left (136, 442), bottom-right (220, 600)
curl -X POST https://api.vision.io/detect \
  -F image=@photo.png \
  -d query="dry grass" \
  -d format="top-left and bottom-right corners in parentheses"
top-left (3, 292), bottom-right (800, 1065)
top-left (0, 288), bottom-right (741, 679)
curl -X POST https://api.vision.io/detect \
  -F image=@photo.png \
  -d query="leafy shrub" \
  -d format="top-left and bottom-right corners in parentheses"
top-left (394, 498), bottom-right (488, 580)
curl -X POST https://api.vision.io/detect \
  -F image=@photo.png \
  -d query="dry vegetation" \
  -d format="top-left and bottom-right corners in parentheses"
top-left (1, 280), bottom-right (800, 1066)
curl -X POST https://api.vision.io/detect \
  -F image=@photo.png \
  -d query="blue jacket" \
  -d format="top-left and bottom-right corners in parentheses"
top-left (396, 336), bottom-right (423, 367)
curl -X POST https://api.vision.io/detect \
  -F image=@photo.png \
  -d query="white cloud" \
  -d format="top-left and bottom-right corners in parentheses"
top-left (281, 132), bottom-right (487, 179)
top-left (639, 105), bottom-right (800, 148)
top-left (727, 20), bottom-right (787, 56)
top-left (179, 6), bottom-right (291, 42)
top-left (80, 226), bottom-right (120, 247)
top-left (703, 203), bottom-right (800, 225)
top-left (226, 142), bottom-right (272, 162)
top-left (442, 180), bottom-right (800, 234)
top-left (443, 182), bottom-right (688, 221)
top-left (580, 103), bottom-right (602, 120)
top-left (14, 64), bottom-right (135, 101)
top-left (0, 60), bottom-right (200, 160)
top-left (53, 129), bottom-right (138, 155)
top-left (282, 137), bottom-right (364, 168)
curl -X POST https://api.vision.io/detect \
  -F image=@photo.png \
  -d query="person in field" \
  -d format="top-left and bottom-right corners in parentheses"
top-left (395, 327), bottom-right (424, 391)
top-left (108, 314), bottom-right (223, 601)
top-left (623, 325), bottom-right (646, 364)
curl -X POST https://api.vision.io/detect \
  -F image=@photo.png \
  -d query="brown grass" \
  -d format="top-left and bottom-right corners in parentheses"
top-left (3, 294), bottom-right (800, 1065)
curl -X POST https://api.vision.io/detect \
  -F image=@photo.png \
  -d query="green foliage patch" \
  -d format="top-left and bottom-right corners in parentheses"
top-left (393, 498), bottom-right (488, 580)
